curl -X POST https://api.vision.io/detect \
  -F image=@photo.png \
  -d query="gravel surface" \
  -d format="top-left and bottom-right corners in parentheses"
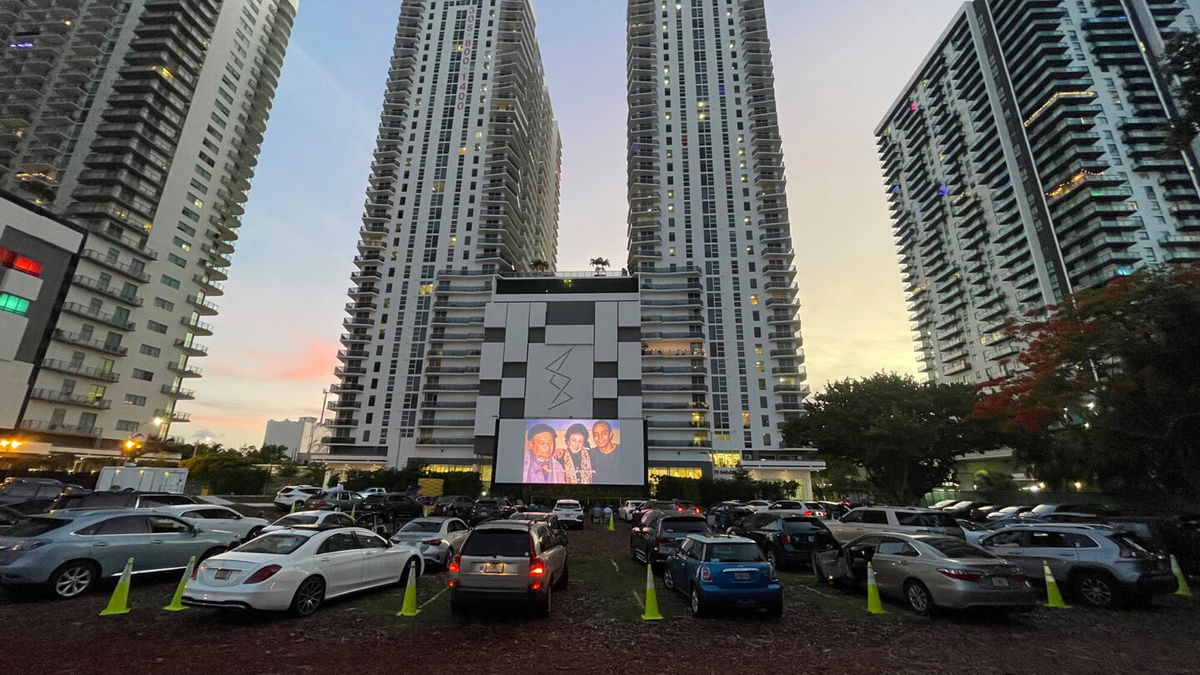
top-left (5, 525), bottom-right (1199, 674)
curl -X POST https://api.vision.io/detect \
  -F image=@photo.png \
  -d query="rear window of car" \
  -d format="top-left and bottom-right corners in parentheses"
top-left (896, 512), bottom-right (959, 528)
top-left (400, 520), bottom-right (441, 532)
top-left (925, 538), bottom-right (995, 559)
top-left (705, 543), bottom-right (764, 562)
top-left (463, 530), bottom-right (530, 557)
top-left (237, 533), bottom-right (309, 555)
top-left (275, 515), bottom-right (318, 526)
top-left (661, 517), bottom-right (707, 533)
top-left (5, 517), bottom-right (70, 537)
top-left (475, 500), bottom-right (498, 506)
top-left (782, 517), bottom-right (825, 532)
top-left (555, 501), bottom-right (581, 509)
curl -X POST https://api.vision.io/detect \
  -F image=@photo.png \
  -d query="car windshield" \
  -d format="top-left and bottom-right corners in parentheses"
top-left (400, 521), bottom-right (441, 532)
top-left (274, 515), bottom-right (318, 526)
top-left (4, 517), bottom-right (70, 537)
top-left (1030, 505), bottom-right (1058, 515)
top-left (463, 530), bottom-right (529, 557)
top-left (925, 538), bottom-right (995, 559)
top-left (237, 533), bottom-right (309, 555)
top-left (706, 543), bottom-right (764, 562)
top-left (0, 483), bottom-right (45, 498)
top-left (895, 512), bottom-right (959, 528)
top-left (662, 518), bottom-right (707, 533)
top-left (555, 501), bottom-right (581, 509)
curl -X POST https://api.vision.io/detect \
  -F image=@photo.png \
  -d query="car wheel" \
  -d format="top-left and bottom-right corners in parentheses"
top-left (690, 586), bottom-right (706, 618)
top-left (535, 583), bottom-right (553, 618)
top-left (290, 576), bottom-right (325, 617)
top-left (399, 557), bottom-right (422, 586)
top-left (905, 580), bottom-right (934, 616)
top-left (812, 552), bottom-right (827, 585)
top-left (663, 566), bottom-right (676, 590)
top-left (1073, 572), bottom-right (1121, 609)
top-left (199, 547), bottom-right (226, 562)
top-left (49, 560), bottom-right (98, 599)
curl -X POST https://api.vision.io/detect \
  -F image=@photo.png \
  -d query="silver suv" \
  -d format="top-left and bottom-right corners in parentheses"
top-left (980, 524), bottom-right (1176, 608)
top-left (449, 520), bottom-right (568, 617)
top-left (826, 506), bottom-right (964, 544)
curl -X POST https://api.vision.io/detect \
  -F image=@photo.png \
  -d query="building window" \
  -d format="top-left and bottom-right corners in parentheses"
top-left (123, 394), bottom-right (147, 406)
top-left (131, 369), bottom-right (154, 381)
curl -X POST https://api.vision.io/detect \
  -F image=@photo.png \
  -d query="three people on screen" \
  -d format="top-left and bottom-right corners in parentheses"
top-left (523, 419), bottom-right (621, 484)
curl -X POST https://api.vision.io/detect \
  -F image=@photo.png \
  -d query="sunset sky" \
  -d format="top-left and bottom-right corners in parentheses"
top-left (183, 0), bottom-right (965, 448)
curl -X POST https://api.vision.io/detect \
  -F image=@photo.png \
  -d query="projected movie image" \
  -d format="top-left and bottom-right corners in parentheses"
top-left (496, 419), bottom-right (644, 486)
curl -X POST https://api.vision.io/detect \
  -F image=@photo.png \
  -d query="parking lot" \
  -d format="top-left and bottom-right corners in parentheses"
top-left (4, 519), bottom-right (1199, 674)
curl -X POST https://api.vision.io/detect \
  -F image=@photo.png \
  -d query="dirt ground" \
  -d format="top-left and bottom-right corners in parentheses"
top-left (4, 525), bottom-right (1199, 674)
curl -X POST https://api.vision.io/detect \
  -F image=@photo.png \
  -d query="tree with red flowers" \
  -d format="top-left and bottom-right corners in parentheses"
top-left (973, 267), bottom-right (1200, 500)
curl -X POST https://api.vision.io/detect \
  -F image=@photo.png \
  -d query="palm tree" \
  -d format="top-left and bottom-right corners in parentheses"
top-left (589, 257), bottom-right (610, 275)
top-left (530, 259), bottom-right (550, 273)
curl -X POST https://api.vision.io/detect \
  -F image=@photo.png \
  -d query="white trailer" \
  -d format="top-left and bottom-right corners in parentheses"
top-left (96, 466), bottom-right (188, 493)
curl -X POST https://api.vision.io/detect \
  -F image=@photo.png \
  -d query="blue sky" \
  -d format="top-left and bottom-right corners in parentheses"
top-left (185, 0), bottom-right (966, 447)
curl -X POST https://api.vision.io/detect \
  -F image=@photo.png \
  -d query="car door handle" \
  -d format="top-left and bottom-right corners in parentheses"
top-left (93, 542), bottom-right (109, 547)
top-left (151, 539), bottom-right (165, 544)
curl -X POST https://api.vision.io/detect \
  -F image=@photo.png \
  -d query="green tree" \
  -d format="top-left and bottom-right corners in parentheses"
top-left (181, 451), bottom-right (269, 494)
top-left (783, 372), bottom-right (1002, 505)
top-left (1161, 31), bottom-right (1200, 152)
top-left (973, 267), bottom-right (1200, 500)
top-left (247, 444), bottom-right (289, 464)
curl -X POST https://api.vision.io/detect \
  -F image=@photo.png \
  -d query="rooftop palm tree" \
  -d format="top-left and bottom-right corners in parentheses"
top-left (589, 257), bottom-right (610, 275)
top-left (530, 259), bottom-right (550, 273)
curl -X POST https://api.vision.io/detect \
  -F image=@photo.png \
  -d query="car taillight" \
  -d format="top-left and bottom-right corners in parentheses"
top-left (191, 564), bottom-right (201, 580)
top-left (699, 565), bottom-right (713, 582)
top-left (778, 533), bottom-right (791, 546)
top-left (937, 568), bottom-right (982, 582)
top-left (676, 507), bottom-right (684, 512)
top-left (422, 539), bottom-right (442, 546)
top-left (243, 564), bottom-right (282, 584)
top-left (529, 558), bottom-right (547, 576)
top-left (694, 508), bottom-right (701, 515)
top-left (448, 553), bottom-right (461, 573)
top-left (769, 565), bottom-right (779, 582)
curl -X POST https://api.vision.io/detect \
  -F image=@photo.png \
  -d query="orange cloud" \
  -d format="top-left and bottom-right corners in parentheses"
top-left (210, 339), bottom-right (340, 381)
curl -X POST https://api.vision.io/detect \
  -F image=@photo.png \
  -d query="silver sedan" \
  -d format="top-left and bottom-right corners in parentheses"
top-left (814, 532), bottom-right (1037, 615)
top-left (389, 516), bottom-right (470, 568)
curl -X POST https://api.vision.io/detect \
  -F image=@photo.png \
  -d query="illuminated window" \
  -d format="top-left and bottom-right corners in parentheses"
top-left (155, 66), bottom-right (174, 80)
top-left (749, 294), bottom-right (759, 305)
top-left (668, 247), bottom-right (676, 255)
top-left (448, 235), bottom-right (457, 246)
top-left (418, 284), bottom-right (433, 295)
top-left (665, 112), bottom-right (671, 120)
top-left (754, 346), bottom-right (763, 355)
top-left (0, 293), bottom-right (30, 315)
top-left (755, 361), bottom-right (765, 372)
top-left (741, 412), bottom-right (751, 428)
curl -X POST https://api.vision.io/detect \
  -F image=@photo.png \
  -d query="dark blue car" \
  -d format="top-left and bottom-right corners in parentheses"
top-left (663, 533), bottom-right (783, 617)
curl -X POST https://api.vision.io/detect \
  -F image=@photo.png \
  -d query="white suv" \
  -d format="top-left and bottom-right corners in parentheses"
top-left (826, 506), bottom-right (964, 544)
top-left (273, 485), bottom-right (322, 510)
top-left (552, 499), bottom-right (584, 530)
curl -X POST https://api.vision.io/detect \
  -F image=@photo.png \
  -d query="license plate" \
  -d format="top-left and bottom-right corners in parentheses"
top-left (990, 576), bottom-right (1010, 588)
top-left (734, 572), bottom-right (750, 581)
top-left (483, 562), bottom-right (504, 574)
top-left (214, 569), bottom-right (233, 580)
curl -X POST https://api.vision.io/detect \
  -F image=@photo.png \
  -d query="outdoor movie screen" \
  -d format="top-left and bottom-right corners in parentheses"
top-left (494, 418), bottom-right (645, 486)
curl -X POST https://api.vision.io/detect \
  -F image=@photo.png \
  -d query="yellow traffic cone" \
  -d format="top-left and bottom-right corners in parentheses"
top-left (641, 564), bottom-right (664, 621)
top-left (866, 561), bottom-right (886, 614)
top-left (99, 558), bottom-right (134, 616)
top-left (1170, 555), bottom-right (1192, 597)
top-left (396, 559), bottom-right (421, 617)
top-left (1042, 560), bottom-right (1069, 608)
top-left (163, 556), bottom-right (195, 612)
top-left (351, 503), bottom-right (357, 520)
top-left (290, 500), bottom-right (297, 514)
top-left (608, 512), bottom-right (615, 531)
top-left (422, 505), bottom-right (432, 517)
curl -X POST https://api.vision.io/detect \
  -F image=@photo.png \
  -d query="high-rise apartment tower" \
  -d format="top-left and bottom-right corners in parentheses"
top-left (626, 0), bottom-right (809, 476)
top-left (326, 0), bottom-right (561, 469)
top-left (0, 0), bottom-right (296, 453)
top-left (878, 0), bottom-right (1200, 384)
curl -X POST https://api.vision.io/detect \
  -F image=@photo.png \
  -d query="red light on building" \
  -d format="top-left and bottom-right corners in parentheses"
top-left (13, 255), bottom-right (42, 277)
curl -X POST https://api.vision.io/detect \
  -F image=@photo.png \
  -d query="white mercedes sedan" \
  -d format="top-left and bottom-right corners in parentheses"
top-left (182, 525), bottom-right (424, 616)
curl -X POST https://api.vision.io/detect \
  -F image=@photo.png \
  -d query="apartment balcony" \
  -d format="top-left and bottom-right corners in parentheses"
top-left (173, 339), bottom-right (208, 356)
top-left (347, 285), bottom-right (380, 298)
top-left (186, 294), bottom-right (218, 316)
top-left (415, 437), bottom-right (473, 446)
top-left (642, 365), bottom-right (707, 374)
top-left (418, 419), bottom-right (475, 428)
top-left (340, 332), bottom-right (371, 344)
top-left (642, 383), bottom-right (708, 393)
top-left (431, 316), bottom-right (484, 325)
top-left (425, 366), bottom-right (480, 375)
top-left (78, 249), bottom-right (150, 282)
top-left (52, 329), bottom-right (127, 356)
top-left (39, 358), bottom-right (120, 383)
top-left (350, 268), bottom-right (382, 283)
top-left (160, 384), bottom-right (197, 400)
top-left (774, 400), bottom-right (804, 412)
top-left (180, 316), bottom-right (214, 336)
top-left (643, 401), bottom-right (710, 411)
top-left (154, 409), bottom-right (191, 423)
top-left (61, 302), bottom-right (135, 331)
top-left (193, 274), bottom-right (224, 296)
top-left (647, 438), bottom-right (714, 449)
top-left (423, 382), bottom-right (481, 392)
top-left (70, 275), bottom-right (143, 307)
top-left (327, 399), bottom-right (362, 411)
top-left (19, 419), bottom-right (104, 438)
top-left (343, 315), bottom-right (375, 328)
top-left (166, 362), bottom-right (202, 378)
top-left (329, 382), bottom-right (364, 395)
top-left (28, 388), bottom-right (111, 410)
